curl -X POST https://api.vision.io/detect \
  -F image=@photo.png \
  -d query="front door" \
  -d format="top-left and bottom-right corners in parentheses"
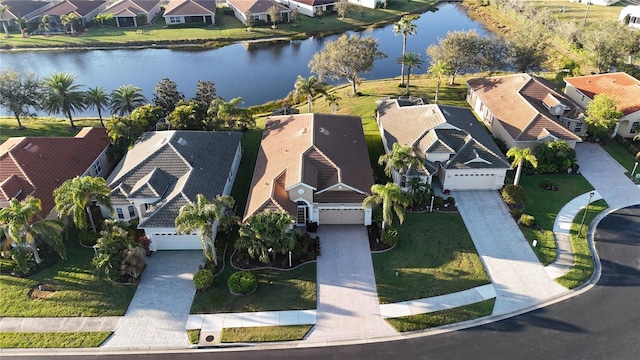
top-left (296, 205), bottom-right (307, 226)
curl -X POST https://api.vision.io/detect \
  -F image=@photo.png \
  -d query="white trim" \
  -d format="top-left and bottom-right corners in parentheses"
top-left (315, 182), bottom-right (365, 195)
top-left (285, 182), bottom-right (317, 192)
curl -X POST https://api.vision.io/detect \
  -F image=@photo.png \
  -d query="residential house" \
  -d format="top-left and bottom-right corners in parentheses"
top-left (274, 0), bottom-right (334, 17)
top-left (31, 0), bottom-right (107, 29)
top-left (226, 0), bottom-right (290, 25)
top-left (163, 0), bottom-right (216, 26)
top-left (467, 73), bottom-right (584, 150)
top-left (0, 1), bottom-right (50, 31)
top-left (244, 114), bottom-right (374, 227)
top-left (576, 0), bottom-right (620, 5)
top-left (101, 0), bottom-right (161, 28)
top-left (564, 72), bottom-right (640, 139)
top-left (619, 5), bottom-right (640, 28)
top-left (103, 130), bottom-right (242, 251)
top-left (0, 128), bottom-right (111, 218)
top-left (377, 98), bottom-right (510, 191)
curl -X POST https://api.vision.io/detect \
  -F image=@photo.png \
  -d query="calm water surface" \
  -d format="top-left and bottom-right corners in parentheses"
top-left (0, 3), bottom-right (489, 114)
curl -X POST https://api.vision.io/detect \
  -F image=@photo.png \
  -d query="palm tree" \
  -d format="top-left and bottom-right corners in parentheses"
top-left (236, 210), bottom-right (299, 264)
top-left (93, 13), bottom-right (113, 30)
top-left (506, 147), bottom-right (538, 186)
top-left (214, 97), bottom-right (255, 130)
top-left (60, 13), bottom-right (78, 35)
top-left (393, 16), bottom-right (417, 86)
top-left (362, 183), bottom-right (410, 230)
top-left (293, 75), bottom-right (327, 113)
top-left (0, 4), bottom-right (10, 38)
top-left (0, 197), bottom-right (65, 273)
top-left (324, 93), bottom-right (341, 114)
top-left (85, 86), bottom-right (110, 127)
top-left (378, 142), bottom-right (423, 179)
top-left (175, 194), bottom-right (237, 266)
top-left (14, 16), bottom-right (27, 37)
top-left (54, 176), bottom-right (113, 233)
top-left (110, 84), bottom-right (146, 116)
top-left (42, 72), bottom-right (86, 130)
top-left (428, 60), bottom-right (451, 104)
top-left (39, 15), bottom-right (50, 36)
top-left (397, 52), bottom-right (423, 95)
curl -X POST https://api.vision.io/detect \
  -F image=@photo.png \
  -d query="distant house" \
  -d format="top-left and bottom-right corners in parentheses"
top-left (564, 72), bottom-right (640, 139)
top-left (619, 5), bottom-right (640, 28)
top-left (163, 0), bottom-right (216, 26)
top-left (244, 114), bottom-right (374, 226)
top-left (31, 0), bottom-right (107, 29)
top-left (275, 0), bottom-right (335, 17)
top-left (100, 0), bottom-right (161, 28)
top-left (377, 98), bottom-right (510, 191)
top-left (103, 130), bottom-right (242, 252)
top-left (467, 73), bottom-right (584, 150)
top-left (0, 1), bottom-right (50, 31)
top-left (0, 128), bottom-right (111, 218)
top-left (576, 0), bottom-right (620, 5)
top-left (226, 0), bottom-right (290, 25)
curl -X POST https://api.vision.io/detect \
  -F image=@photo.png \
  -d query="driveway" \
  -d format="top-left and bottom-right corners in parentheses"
top-left (101, 251), bottom-right (203, 350)
top-left (454, 191), bottom-right (566, 315)
top-left (305, 225), bottom-right (397, 342)
top-left (575, 142), bottom-right (640, 208)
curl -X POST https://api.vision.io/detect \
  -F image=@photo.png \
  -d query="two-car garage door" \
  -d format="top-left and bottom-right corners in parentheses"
top-left (318, 208), bottom-right (365, 225)
top-left (450, 173), bottom-right (498, 190)
top-left (148, 233), bottom-right (201, 251)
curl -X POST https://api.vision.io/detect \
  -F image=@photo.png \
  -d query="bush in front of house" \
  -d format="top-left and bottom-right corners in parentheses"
top-left (510, 208), bottom-right (523, 220)
top-left (228, 271), bottom-right (257, 295)
top-left (519, 214), bottom-right (535, 227)
top-left (502, 184), bottom-right (525, 204)
top-left (381, 227), bottom-right (398, 246)
top-left (193, 268), bottom-right (214, 291)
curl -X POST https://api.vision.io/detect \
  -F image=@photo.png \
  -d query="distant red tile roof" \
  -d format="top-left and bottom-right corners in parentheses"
top-left (226, 0), bottom-right (288, 14)
top-left (564, 72), bottom-right (640, 116)
top-left (0, 128), bottom-right (110, 215)
top-left (164, 0), bottom-right (216, 16)
top-left (38, 0), bottom-right (106, 17)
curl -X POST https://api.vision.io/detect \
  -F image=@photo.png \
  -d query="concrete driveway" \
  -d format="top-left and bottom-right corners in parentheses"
top-left (305, 225), bottom-right (397, 343)
top-left (576, 142), bottom-right (640, 208)
top-left (454, 191), bottom-right (566, 315)
top-left (101, 251), bottom-right (203, 350)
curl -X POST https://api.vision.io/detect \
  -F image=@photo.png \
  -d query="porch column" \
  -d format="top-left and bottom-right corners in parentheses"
top-left (611, 121), bottom-right (621, 138)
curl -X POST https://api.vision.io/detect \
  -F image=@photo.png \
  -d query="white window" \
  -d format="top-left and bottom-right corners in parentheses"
top-left (574, 121), bottom-right (583, 133)
top-left (169, 16), bottom-right (180, 23)
top-left (630, 122), bottom-right (640, 134)
top-left (116, 208), bottom-right (124, 219)
top-left (93, 160), bottom-right (102, 174)
top-left (128, 205), bottom-right (136, 217)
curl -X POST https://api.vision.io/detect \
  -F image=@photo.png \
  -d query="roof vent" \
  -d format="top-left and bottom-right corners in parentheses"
top-left (23, 143), bottom-right (33, 151)
top-left (319, 127), bottom-right (329, 136)
top-left (177, 137), bottom-right (187, 145)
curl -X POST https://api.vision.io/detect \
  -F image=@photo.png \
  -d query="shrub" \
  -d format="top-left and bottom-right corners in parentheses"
top-left (539, 178), bottom-right (557, 190)
top-left (433, 196), bottom-right (444, 208)
top-left (445, 196), bottom-right (455, 206)
top-left (510, 208), bottom-right (523, 220)
top-left (519, 214), bottom-right (535, 227)
top-left (193, 268), bottom-right (214, 291)
top-left (381, 227), bottom-right (398, 246)
top-left (228, 271), bottom-right (257, 295)
top-left (502, 184), bottom-right (525, 204)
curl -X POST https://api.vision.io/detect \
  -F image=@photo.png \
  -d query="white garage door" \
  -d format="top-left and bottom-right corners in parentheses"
top-left (452, 173), bottom-right (497, 190)
top-left (319, 208), bottom-right (365, 225)
top-left (149, 233), bottom-right (201, 251)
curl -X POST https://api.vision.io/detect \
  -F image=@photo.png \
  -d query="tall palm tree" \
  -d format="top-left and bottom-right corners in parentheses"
top-left (215, 97), bottom-right (254, 130)
top-left (54, 176), bottom-right (113, 233)
top-left (110, 84), bottom-right (146, 116)
top-left (0, 4), bottom-right (10, 38)
top-left (393, 16), bottom-right (417, 86)
top-left (362, 183), bottom-right (410, 230)
top-left (506, 147), bottom-right (538, 186)
top-left (0, 197), bottom-right (65, 272)
top-left (14, 16), bottom-right (27, 37)
top-left (39, 15), bottom-right (50, 36)
top-left (378, 142), bottom-right (423, 179)
top-left (60, 13), bottom-right (78, 35)
top-left (85, 86), bottom-right (110, 127)
top-left (236, 210), bottom-right (298, 264)
top-left (42, 72), bottom-right (86, 130)
top-left (397, 52), bottom-right (423, 95)
top-left (293, 75), bottom-right (326, 113)
top-left (428, 60), bottom-right (451, 104)
top-left (175, 194), bottom-right (237, 266)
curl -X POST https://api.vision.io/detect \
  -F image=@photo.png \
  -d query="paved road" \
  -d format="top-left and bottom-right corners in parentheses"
top-left (8, 205), bottom-right (637, 360)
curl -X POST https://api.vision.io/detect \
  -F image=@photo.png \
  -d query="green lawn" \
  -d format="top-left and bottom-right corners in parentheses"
top-left (221, 325), bottom-right (312, 343)
top-left (373, 212), bottom-right (490, 304)
top-left (0, 117), bottom-right (102, 143)
top-left (518, 174), bottom-right (595, 265)
top-left (385, 298), bottom-right (495, 332)
top-left (600, 140), bottom-right (639, 180)
top-left (556, 199), bottom-right (608, 289)
top-left (0, 332), bottom-right (112, 348)
top-left (0, 227), bottom-right (137, 317)
top-left (187, 329), bottom-right (201, 344)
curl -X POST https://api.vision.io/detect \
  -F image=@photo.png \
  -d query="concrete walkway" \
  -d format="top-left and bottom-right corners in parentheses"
top-left (454, 190), bottom-right (566, 315)
top-left (101, 251), bottom-right (203, 350)
top-left (0, 316), bottom-right (121, 333)
top-left (304, 225), bottom-right (398, 342)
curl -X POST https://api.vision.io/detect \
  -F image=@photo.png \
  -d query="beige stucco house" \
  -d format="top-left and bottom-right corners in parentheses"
top-left (226, 0), bottom-right (290, 25)
top-left (564, 72), bottom-right (640, 139)
top-left (244, 113), bottom-right (374, 226)
top-left (163, 0), bottom-right (216, 26)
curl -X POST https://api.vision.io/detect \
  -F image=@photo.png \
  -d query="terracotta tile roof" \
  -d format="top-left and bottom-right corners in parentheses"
top-left (164, 0), bottom-right (216, 16)
top-left (467, 74), bottom-right (582, 143)
top-left (244, 114), bottom-right (374, 221)
top-left (103, 0), bottom-right (158, 15)
top-left (564, 72), bottom-right (640, 116)
top-left (0, 1), bottom-right (50, 20)
top-left (0, 127), bottom-right (110, 215)
top-left (226, 0), bottom-right (288, 14)
top-left (289, 0), bottom-right (335, 6)
top-left (39, 0), bottom-right (106, 17)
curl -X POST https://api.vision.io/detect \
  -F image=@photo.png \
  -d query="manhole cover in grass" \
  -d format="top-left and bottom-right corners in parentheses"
top-left (29, 280), bottom-right (60, 300)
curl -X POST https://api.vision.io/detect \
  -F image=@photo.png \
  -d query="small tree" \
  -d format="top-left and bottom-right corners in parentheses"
top-left (236, 210), bottom-right (299, 263)
top-left (428, 60), bottom-right (451, 105)
top-left (84, 86), bottom-right (110, 127)
top-left (60, 13), bottom-right (78, 35)
top-left (290, 8), bottom-right (299, 27)
top-left (292, 75), bottom-right (326, 113)
top-left (39, 15), bottom-right (50, 36)
top-left (54, 176), bottom-right (113, 233)
top-left (362, 183), bottom-right (410, 230)
top-left (506, 147), bottom-right (537, 186)
top-left (324, 93), bottom-right (341, 114)
top-left (93, 13), bottom-right (113, 29)
top-left (42, 72), bottom-right (86, 130)
top-left (0, 69), bottom-right (42, 129)
top-left (111, 84), bottom-right (147, 116)
top-left (267, 5), bottom-right (280, 29)
top-left (379, 142), bottom-right (423, 178)
top-left (397, 52), bottom-right (423, 95)
top-left (585, 94), bottom-right (623, 140)
top-left (336, 0), bottom-right (349, 19)
top-left (153, 77), bottom-right (184, 116)
top-left (315, 9), bottom-right (323, 23)
top-left (244, 10), bottom-right (254, 30)
top-left (427, 29), bottom-right (480, 85)
top-left (195, 80), bottom-right (217, 107)
top-left (0, 4), bottom-right (10, 38)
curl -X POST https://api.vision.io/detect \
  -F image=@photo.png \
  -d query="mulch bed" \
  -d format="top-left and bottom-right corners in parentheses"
top-left (367, 223), bottom-right (392, 252)
top-left (29, 280), bottom-right (60, 300)
top-left (231, 242), bottom-right (318, 270)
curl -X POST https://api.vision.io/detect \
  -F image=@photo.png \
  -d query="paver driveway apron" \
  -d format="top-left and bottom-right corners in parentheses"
top-left (305, 225), bottom-right (397, 342)
top-left (454, 191), bottom-right (566, 315)
top-left (102, 251), bottom-right (203, 349)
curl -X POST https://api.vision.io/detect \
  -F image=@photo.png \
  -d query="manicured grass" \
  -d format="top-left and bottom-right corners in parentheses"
top-left (373, 212), bottom-right (490, 304)
top-left (0, 227), bottom-right (137, 317)
top-left (221, 325), bottom-right (312, 343)
top-left (0, 117), bottom-right (102, 143)
top-left (385, 298), bottom-right (495, 332)
top-left (530, 0), bottom-right (629, 26)
top-left (231, 117), bottom-right (266, 216)
top-left (187, 329), bottom-right (201, 344)
top-left (556, 199), bottom-right (608, 289)
top-left (0, 332), bottom-right (111, 348)
top-left (600, 140), bottom-right (639, 179)
top-left (518, 174), bottom-right (594, 265)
